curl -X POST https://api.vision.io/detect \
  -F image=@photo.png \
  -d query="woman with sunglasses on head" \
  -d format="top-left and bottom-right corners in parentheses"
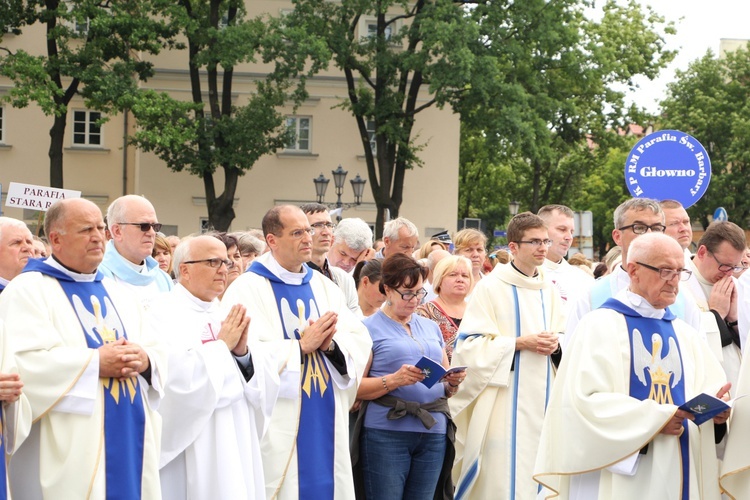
top-left (353, 253), bottom-right (465, 500)
top-left (353, 259), bottom-right (386, 318)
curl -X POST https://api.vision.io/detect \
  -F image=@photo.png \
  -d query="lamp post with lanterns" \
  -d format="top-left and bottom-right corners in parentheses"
top-left (312, 165), bottom-right (367, 220)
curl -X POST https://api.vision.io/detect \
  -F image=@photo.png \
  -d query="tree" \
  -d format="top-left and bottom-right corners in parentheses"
top-left (660, 44), bottom-right (750, 228)
top-left (284, 0), bottom-right (497, 237)
top-left (0, 0), bottom-right (177, 187)
top-left (127, 0), bottom-right (324, 231)
top-left (458, 0), bottom-right (674, 217)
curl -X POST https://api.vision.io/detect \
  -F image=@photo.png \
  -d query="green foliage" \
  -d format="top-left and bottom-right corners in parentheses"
top-left (0, 0), bottom-right (179, 186)
top-left (458, 0), bottom-right (675, 252)
top-left (660, 44), bottom-right (750, 228)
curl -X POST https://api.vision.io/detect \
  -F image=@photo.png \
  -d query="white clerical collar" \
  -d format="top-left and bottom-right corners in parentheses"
top-left (173, 282), bottom-right (217, 312)
top-left (122, 256), bottom-right (147, 274)
top-left (0, 276), bottom-right (9, 288)
top-left (615, 287), bottom-right (665, 319)
top-left (260, 253), bottom-right (307, 285)
top-left (45, 256), bottom-right (98, 282)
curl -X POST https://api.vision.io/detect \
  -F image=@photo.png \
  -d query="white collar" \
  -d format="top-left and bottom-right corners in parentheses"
top-left (259, 252), bottom-right (308, 285)
top-left (615, 287), bottom-right (665, 319)
top-left (45, 257), bottom-right (98, 282)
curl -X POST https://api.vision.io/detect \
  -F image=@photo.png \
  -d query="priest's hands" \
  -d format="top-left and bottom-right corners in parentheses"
top-left (516, 331), bottom-right (559, 355)
top-left (99, 337), bottom-right (150, 379)
top-left (219, 304), bottom-right (250, 356)
top-left (709, 275), bottom-right (738, 322)
top-left (713, 382), bottom-right (732, 425)
top-left (661, 409), bottom-right (694, 436)
top-left (0, 372), bottom-right (23, 403)
top-left (299, 311), bottom-right (338, 355)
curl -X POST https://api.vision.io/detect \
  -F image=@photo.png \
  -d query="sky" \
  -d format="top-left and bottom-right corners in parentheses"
top-left (622, 0), bottom-right (750, 113)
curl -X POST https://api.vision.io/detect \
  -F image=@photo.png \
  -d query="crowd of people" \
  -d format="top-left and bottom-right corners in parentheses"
top-left (0, 194), bottom-right (749, 499)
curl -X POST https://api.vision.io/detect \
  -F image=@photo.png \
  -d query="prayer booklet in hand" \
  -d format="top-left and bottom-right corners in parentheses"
top-left (415, 356), bottom-right (467, 388)
top-left (678, 393), bottom-right (734, 425)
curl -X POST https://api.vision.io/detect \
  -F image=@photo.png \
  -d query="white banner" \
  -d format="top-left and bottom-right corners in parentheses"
top-left (5, 182), bottom-right (81, 211)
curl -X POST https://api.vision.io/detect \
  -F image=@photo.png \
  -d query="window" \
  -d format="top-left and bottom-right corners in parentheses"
top-left (73, 110), bottom-right (102, 147)
top-left (74, 17), bottom-right (89, 35)
top-left (366, 119), bottom-right (376, 154)
top-left (0, 107), bottom-right (5, 143)
top-left (285, 116), bottom-right (311, 152)
top-left (366, 22), bottom-right (392, 40)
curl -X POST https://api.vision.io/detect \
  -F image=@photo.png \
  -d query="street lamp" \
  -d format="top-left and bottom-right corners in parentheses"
top-left (312, 165), bottom-right (367, 219)
top-left (509, 200), bottom-right (520, 216)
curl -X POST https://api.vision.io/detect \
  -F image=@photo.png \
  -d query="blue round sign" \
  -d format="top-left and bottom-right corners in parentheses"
top-left (713, 207), bottom-right (728, 222)
top-left (624, 130), bottom-right (711, 208)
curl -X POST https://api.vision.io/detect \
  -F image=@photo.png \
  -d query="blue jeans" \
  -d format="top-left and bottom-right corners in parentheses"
top-left (360, 427), bottom-right (446, 500)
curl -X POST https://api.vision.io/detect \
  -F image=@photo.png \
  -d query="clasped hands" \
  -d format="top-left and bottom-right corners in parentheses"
top-left (517, 331), bottom-right (559, 356)
top-left (299, 311), bottom-right (338, 355)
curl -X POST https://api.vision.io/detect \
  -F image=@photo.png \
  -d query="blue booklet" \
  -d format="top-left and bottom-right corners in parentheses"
top-left (415, 356), bottom-right (467, 389)
top-left (678, 393), bottom-right (731, 426)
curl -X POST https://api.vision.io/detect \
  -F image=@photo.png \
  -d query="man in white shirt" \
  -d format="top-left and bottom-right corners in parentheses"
top-left (661, 199), bottom-right (694, 265)
top-left (149, 235), bottom-right (278, 499)
top-left (537, 204), bottom-right (594, 321)
top-left (328, 217), bottom-right (373, 273)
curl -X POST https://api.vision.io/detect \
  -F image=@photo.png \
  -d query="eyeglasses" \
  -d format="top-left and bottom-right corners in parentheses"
top-left (310, 222), bottom-right (336, 231)
top-left (183, 258), bottom-right (234, 269)
top-left (636, 261), bottom-right (692, 281)
top-left (393, 288), bottom-right (428, 301)
top-left (708, 251), bottom-right (747, 273)
top-left (617, 223), bottom-right (666, 234)
top-left (118, 222), bottom-right (163, 232)
top-left (287, 228), bottom-right (315, 239)
top-left (514, 239), bottom-right (552, 248)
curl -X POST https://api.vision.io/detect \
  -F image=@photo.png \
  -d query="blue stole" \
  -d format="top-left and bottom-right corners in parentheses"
top-left (249, 261), bottom-right (335, 500)
top-left (600, 298), bottom-right (689, 500)
top-left (24, 259), bottom-right (146, 500)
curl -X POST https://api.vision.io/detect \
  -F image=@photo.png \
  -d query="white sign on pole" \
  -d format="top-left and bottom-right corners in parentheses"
top-left (569, 210), bottom-right (594, 260)
top-left (4, 182), bottom-right (81, 211)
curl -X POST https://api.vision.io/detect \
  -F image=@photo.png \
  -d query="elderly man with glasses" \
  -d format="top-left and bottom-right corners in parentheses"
top-left (681, 221), bottom-right (747, 390)
top-left (148, 235), bottom-right (279, 499)
top-left (565, 197), bottom-right (701, 348)
top-left (534, 231), bottom-right (729, 500)
top-left (99, 194), bottom-right (173, 302)
top-left (449, 212), bottom-right (566, 500)
top-left (221, 205), bottom-right (372, 500)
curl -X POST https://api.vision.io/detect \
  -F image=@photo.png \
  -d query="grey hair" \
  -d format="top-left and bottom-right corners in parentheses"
top-left (231, 232), bottom-right (266, 255)
top-left (383, 217), bottom-right (418, 241)
top-left (106, 194), bottom-right (154, 224)
top-left (613, 198), bottom-right (663, 229)
top-left (333, 218), bottom-right (373, 252)
top-left (171, 236), bottom-right (196, 282)
top-left (0, 216), bottom-right (30, 241)
top-left (628, 232), bottom-right (681, 264)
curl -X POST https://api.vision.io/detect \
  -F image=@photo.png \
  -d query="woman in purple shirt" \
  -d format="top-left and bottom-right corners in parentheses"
top-left (356, 254), bottom-right (466, 500)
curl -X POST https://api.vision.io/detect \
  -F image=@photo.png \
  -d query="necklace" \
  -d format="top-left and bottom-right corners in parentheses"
top-left (383, 309), bottom-right (424, 355)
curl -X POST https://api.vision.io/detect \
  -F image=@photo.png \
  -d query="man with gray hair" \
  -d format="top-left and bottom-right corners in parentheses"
top-left (99, 195), bottom-right (172, 303)
top-left (148, 235), bottom-right (278, 499)
top-left (328, 217), bottom-right (373, 273)
top-left (0, 217), bottom-right (34, 292)
top-left (565, 198), bottom-right (700, 347)
top-left (375, 217), bottom-right (418, 259)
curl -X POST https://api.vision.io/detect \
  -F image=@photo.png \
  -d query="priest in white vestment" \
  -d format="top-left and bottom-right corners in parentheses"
top-left (534, 233), bottom-right (729, 500)
top-left (720, 346), bottom-right (750, 498)
top-left (148, 236), bottom-right (279, 500)
top-left (0, 199), bottom-right (166, 499)
top-left (221, 206), bottom-right (372, 500)
top-left (450, 212), bottom-right (566, 500)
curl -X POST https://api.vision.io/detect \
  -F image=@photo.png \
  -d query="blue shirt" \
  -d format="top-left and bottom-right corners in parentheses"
top-left (363, 310), bottom-right (447, 434)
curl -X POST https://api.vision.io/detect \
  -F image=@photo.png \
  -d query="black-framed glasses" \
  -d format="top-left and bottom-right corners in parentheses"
top-left (514, 239), bottom-right (552, 248)
top-left (394, 288), bottom-right (428, 301)
top-left (636, 261), bottom-right (692, 281)
top-left (184, 258), bottom-right (234, 269)
top-left (708, 251), bottom-right (746, 273)
top-left (310, 222), bottom-right (336, 231)
top-left (617, 223), bottom-right (666, 234)
top-left (119, 222), bottom-right (163, 232)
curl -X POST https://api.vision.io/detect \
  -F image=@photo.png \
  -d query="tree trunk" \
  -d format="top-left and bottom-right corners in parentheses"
top-left (49, 111), bottom-right (67, 188)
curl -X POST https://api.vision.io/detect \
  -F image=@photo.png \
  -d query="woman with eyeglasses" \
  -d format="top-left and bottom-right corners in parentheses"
top-left (353, 253), bottom-right (465, 500)
top-left (417, 255), bottom-right (473, 362)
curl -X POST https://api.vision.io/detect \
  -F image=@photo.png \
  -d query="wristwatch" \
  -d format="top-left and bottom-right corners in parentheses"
top-left (325, 341), bottom-right (336, 353)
